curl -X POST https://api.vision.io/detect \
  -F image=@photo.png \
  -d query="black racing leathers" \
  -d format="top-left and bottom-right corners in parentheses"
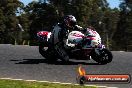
top-left (49, 23), bottom-right (69, 62)
top-left (49, 23), bottom-right (83, 62)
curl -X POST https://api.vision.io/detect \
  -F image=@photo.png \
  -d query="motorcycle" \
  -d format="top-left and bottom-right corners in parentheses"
top-left (37, 28), bottom-right (113, 64)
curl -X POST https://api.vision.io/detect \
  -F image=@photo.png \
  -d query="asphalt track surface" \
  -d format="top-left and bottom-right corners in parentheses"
top-left (0, 45), bottom-right (132, 88)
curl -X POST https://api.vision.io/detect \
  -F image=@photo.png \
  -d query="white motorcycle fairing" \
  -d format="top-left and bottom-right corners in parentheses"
top-left (66, 31), bottom-right (84, 47)
top-left (66, 30), bottom-right (102, 48)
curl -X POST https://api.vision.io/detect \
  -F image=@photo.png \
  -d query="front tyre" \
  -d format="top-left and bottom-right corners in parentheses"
top-left (91, 48), bottom-right (113, 64)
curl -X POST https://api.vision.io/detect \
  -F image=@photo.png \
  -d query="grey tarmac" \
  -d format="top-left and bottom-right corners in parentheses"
top-left (0, 45), bottom-right (131, 88)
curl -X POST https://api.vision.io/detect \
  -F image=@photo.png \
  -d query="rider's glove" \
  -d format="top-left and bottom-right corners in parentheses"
top-left (75, 25), bottom-right (83, 30)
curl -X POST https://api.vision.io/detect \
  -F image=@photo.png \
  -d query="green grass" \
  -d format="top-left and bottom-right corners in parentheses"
top-left (0, 79), bottom-right (97, 88)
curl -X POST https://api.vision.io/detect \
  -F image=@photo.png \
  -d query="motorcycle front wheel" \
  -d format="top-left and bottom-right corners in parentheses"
top-left (91, 48), bottom-right (113, 64)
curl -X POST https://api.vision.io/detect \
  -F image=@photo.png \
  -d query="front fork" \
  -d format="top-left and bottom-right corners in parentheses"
top-left (94, 44), bottom-right (105, 55)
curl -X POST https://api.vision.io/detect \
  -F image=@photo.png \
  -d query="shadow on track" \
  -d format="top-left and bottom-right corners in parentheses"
top-left (10, 59), bottom-right (46, 64)
top-left (10, 59), bottom-right (102, 65)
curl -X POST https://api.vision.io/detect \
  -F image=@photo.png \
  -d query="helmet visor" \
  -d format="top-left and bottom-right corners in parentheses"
top-left (70, 21), bottom-right (76, 27)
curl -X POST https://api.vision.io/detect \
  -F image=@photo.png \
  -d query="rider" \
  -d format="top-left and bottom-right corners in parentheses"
top-left (49, 15), bottom-right (82, 62)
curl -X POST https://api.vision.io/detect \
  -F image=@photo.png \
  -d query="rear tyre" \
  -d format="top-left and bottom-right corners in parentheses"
top-left (39, 45), bottom-right (57, 63)
top-left (39, 45), bottom-right (48, 58)
top-left (55, 45), bottom-right (69, 63)
top-left (91, 48), bottom-right (113, 64)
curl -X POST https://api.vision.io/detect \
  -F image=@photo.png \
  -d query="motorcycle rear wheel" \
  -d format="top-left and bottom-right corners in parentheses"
top-left (39, 45), bottom-right (57, 63)
top-left (91, 48), bottom-right (113, 64)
